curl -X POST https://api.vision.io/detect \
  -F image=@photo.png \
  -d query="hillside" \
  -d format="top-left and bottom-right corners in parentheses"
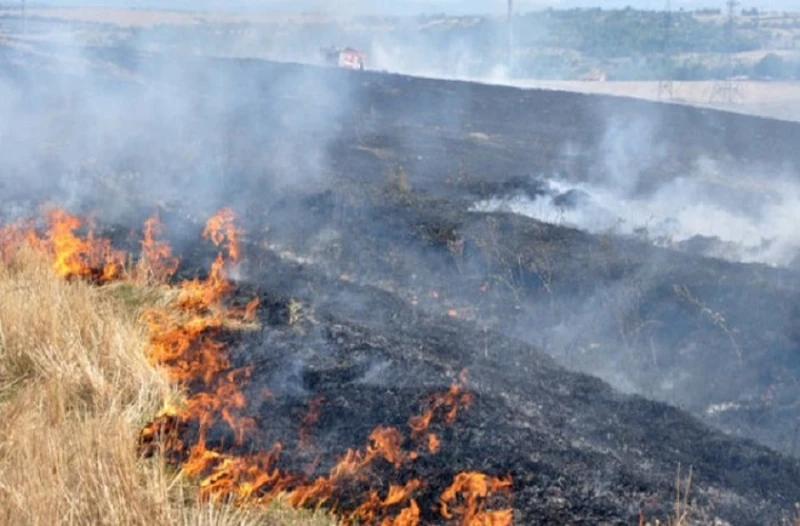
top-left (3, 46), bottom-right (800, 524)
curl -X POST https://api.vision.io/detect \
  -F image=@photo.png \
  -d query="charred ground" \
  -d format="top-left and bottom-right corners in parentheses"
top-left (4, 48), bottom-right (800, 524)
top-left (152, 234), bottom-right (800, 525)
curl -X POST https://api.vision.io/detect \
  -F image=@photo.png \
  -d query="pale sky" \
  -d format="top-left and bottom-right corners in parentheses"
top-left (29, 0), bottom-right (798, 14)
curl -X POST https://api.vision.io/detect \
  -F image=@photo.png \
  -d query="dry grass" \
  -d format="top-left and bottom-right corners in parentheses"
top-left (0, 246), bottom-right (335, 526)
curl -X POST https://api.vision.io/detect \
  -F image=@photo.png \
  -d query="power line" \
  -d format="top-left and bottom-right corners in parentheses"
top-left (657, 0), bottom-right (674, 101)
top-left (507, 0), bottom-right (514, 77)
top-left (710, 0), bottom-right (742, 105)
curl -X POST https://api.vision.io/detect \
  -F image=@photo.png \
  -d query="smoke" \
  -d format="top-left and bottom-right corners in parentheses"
top-left (368, 32), bottom-right (511, 83)
top-left (470, 111), bottom-right (800, 268)
top-left (0, 22), bottom-right (356, 232)
top-left (471, 163), bottom-right (800, 267)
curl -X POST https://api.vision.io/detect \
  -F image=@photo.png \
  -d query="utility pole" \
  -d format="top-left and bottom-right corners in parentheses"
top-left (657, 0), bottom-right (674, 101)
top-left (507, 0), bottom-right (514, 78)
top-left (710, 0), bottom-right (741, 105)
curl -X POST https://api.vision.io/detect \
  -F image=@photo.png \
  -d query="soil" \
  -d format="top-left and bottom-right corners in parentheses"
top-left (167, 239), bottom-right (800, 525)
top-left (4, 47), bottom-right (800, 524)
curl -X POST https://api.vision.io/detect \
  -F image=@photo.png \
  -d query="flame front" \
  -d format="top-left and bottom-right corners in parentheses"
top-left (440, 472), bottom-right (514, 526)
top-left (298, 394), bottom-right (325, 450)
top-left (1, 206), bottom-right (514, 525)
top-left (138, 214), bottom-right (179, 283)
top-left (202, 207), bottom-right (241, 262)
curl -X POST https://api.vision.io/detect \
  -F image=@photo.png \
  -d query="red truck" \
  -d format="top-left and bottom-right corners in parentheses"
top-left (320, 46), bottom-right (367, 70)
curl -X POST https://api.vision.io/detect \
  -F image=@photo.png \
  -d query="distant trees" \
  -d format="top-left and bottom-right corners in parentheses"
top-left (513, 8), bottom-right (760, 60)
top-left (752, 53), bottom-right (800, 80)
top-left (381, 8), bottom-right (799, 81)
top-left (694, 8), bottom-right (722, 15)
top-left (754, 53), bottom-right (784, 78)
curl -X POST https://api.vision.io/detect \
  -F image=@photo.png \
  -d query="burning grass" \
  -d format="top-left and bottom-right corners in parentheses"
top-left (0, 229), bottom-right (334, 525)
top-left (0, 207), bottom-right (514, 525)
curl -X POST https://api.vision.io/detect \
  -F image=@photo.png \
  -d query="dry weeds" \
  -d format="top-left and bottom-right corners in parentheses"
top-left (0, 246), bottom-right (335, 526)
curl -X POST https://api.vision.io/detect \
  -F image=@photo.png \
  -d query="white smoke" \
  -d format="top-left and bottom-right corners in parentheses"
top-left (471, 165), bottom-right (800, 267)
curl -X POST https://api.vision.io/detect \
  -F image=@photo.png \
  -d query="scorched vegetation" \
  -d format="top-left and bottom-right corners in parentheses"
top-left (0, 206), bottom-right (514, 526)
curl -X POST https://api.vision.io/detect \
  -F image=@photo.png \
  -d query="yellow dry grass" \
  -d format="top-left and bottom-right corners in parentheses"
top-left (0, 246), bottom-right (335, 526)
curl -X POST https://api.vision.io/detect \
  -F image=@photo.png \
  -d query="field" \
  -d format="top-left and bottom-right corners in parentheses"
top-left (12, 7), bottom-right (336, 26)
top-left (501, 79), bottom-right (800, 121)
top-left (4, 8), bottom-right (800, 526)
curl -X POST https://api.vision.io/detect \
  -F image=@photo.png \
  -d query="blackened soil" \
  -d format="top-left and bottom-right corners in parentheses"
top-left (170, 240), bottom-right (800, 525)
top-left (264, 184), bottom-right (800, 458)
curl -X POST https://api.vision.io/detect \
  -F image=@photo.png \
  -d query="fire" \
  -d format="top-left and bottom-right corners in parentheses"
top-left (0, 218), bottom-right (38, 264)
top-left (1, 206), bottom-right (515, 525)
top-left (44, 208), bottom-right (127, 283)
top-left (427, 433), bottom-right (441, 454)
top-left (440, 472), bottom-right (514, 526)
top-left (137, 214), bottom-right (179, 283)
top-left (176, 208), bottom-right (243, 312)
top-left (298, 395), bottom-right (325, 450)
top-left (177, 253), bottom-right (232, 311)
top-left (139, 209), bottom-right (260, 476)
top-left (347, 480), bottom-right (423, 525)
top-left (390, 499), bottom-right (421, 526)
top-left (242, 296), bottom-right (260, 321)
top-left (408, 372), bottom-right (474, 442)
top-left (202, 207), bottom-right (241, 262)
top-left (1, 208), bottom-right (126, 283)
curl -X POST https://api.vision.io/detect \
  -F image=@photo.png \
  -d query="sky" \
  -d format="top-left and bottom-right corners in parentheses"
top-left (20, 0), bottom-right (799, 14)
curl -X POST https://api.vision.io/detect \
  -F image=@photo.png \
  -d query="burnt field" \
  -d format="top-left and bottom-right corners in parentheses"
top-left (3, 48), bottom-right (800, 524)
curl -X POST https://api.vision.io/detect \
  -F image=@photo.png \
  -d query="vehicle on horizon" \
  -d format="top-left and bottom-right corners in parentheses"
top-left (320, 46), bottom-right (367, 70)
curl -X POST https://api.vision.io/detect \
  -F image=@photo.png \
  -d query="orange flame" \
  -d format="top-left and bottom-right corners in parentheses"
top-left (177, 253), bottom-right (232, 311)
top-left (242, 297), bottom-right (260, 321)
top-left (177, 209), bottom-right (242, 312)
top-left (440, 472), bottom-right (514, 526)
top-left (408, 372), bottom-right (473, 442)
top-left (138, 214), bottom-right (179, 283)
top-left (45, 209), bottom-right (126, 283)
top-left (1, 208), bottom-right (127, 283)
top-left (427, 433), bottom-right (441, 454)
top-left (1, 207), bottom-right (515, 525)
top-left (298, 395), bottom-right (325, 450)
top-left (1, 218), bottom-right (39, 264)
top-left (202, 207), bottom-right (241, 262)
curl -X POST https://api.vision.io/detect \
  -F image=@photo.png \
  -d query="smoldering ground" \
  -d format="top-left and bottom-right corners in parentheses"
top-left (470, 141), bottom-right (800, 268)
top-left (457, 102), bottom-right (800, 452)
